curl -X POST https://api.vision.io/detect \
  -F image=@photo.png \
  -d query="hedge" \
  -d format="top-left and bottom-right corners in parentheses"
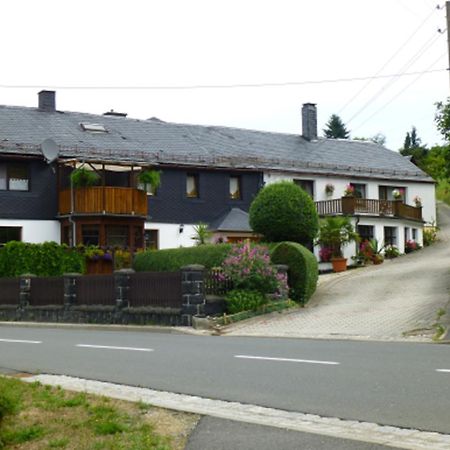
top-left (133, 244), bottom-right (233, 272)
top-left (0, 241), bottom-right (85, 278)
top-left (271, 241), bottom-right (318, 303)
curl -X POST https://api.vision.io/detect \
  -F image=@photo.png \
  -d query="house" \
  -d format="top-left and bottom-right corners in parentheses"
top-left (0, 92), bottom-right (435, 260)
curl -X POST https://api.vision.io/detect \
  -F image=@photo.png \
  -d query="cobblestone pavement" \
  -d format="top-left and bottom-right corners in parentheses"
top-left (224, 203), bottom-right (450, 341)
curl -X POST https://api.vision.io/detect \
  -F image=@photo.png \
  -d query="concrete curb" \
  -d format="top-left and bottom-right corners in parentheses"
top-left (0, 321), bottom-right (196, 335)
top-left (20, 374), bottom-right (450, 450)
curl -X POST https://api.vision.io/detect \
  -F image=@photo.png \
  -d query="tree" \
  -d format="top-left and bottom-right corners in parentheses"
top-left (434, 99), bottom-right (450, 178)
top-left (399, 126), bottom-right (428, 169)
top-left (249, 181), bottom-right (319, 244)
top-left (323, 114), bottom-right (350, 139)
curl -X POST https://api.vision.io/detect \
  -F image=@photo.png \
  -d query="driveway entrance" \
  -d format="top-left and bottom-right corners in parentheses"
top-left (224, 203), bottom-right (450, 341)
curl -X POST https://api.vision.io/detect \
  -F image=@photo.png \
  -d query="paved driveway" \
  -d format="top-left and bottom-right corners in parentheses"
top-left (224, 203), bottom-right (450, 341)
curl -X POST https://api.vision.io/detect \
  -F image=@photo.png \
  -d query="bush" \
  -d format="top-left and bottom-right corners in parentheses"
top-left (423, 226), bottom-right (438, 246)
top-left (271, 241), bottom-right (318, 303)
top-left (0, 242), bottom-right (85, 278)
top-left (384, 245), bottom-right (399, 259)
top-left (133, 244), bottom-right (233, 272)
top-left (405, 240), bottom-right (421, 253)
top-left (225, 289), bottom-right (268, 314)
top-left (249, 181), bottom-right (319, 244)
top-left (221, 242), bottom-right (287, 295)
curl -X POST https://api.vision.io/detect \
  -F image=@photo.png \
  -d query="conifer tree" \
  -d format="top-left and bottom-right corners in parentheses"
top-left (323, 114), bottom-right (350, 139)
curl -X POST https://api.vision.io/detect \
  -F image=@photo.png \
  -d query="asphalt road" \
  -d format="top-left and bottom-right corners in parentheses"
top-left (186, 417), bottom-right (395, 450)
top-left (1, 325), bottom-right (449, 435)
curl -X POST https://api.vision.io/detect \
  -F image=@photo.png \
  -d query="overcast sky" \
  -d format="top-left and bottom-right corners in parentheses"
top-left (0, 0), bottom-right (448, 150)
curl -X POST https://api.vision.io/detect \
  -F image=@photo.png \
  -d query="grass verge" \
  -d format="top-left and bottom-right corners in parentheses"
top-left (0, 376), bottom-right (198, 450)
top-left (215, 299), bottom-right (297, 326)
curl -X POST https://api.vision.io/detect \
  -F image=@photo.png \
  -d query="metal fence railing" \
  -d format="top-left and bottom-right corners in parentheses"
top-left (30, 277), bottom-right (65, 306)
top-left (204, 268), bottom-right (233, 296)
top-left (0, 278), bottom-right (20, 305)
top-left (76, 275), bottom-right (116, 306)
top-left (129, 272), bottom-right (182, 308)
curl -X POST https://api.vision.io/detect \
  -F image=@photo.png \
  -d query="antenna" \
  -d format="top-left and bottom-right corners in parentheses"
top-left (40, 138), bottom-right (59, 164)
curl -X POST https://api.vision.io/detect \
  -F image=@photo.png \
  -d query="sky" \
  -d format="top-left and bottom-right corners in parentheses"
top-left (0, 0), bottom-right (448, 151)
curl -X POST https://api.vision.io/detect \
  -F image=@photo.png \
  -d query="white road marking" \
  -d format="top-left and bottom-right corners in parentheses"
top-left (234, 355), bottom-right (340, 365)
top-left (436, 369), bottom-right (450, 373)
top-left (76, 344), bottom-right (154, 352)
top-left (0, 338), bottom-right (42, 344)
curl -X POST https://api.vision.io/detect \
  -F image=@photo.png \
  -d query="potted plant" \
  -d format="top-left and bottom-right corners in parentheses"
top-left (413, 195), bottom-right (422, 207)
top-left (392, 188), bottom-right (404, 200)
top-left (325, 183), bottom-right (335, 196)
top-left (137, 169), bottom-right (161, 194)
top-left (317, 216), bottom-right (359, 272)
top-left (70, 167), bottom-right (100, 188)
top-left (367, 238), bottom-right (384, 264)
top-left (343, 184), bottom-right (355, 197)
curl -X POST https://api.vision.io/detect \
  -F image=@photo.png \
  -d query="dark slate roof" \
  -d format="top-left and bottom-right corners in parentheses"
top-left (209, 208), bottom-right (252, 232)
top-left (0, 104), bottom-right (433, 182)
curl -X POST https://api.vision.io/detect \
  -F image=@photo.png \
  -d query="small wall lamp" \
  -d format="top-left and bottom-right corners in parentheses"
top-left (179, 224), bottom-right (184, 233)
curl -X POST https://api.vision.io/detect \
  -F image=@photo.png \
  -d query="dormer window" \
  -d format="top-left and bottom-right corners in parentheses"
top-left (80, 123), bottom-right (108, 133)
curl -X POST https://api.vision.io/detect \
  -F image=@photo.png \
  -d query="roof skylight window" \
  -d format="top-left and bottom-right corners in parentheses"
top-left (80, 123), bottom-right (108, 133)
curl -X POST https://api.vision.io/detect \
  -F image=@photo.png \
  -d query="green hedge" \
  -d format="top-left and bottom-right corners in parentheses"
top-left (133, 244), bottom-right (233, 272)
top-left (0, 241), bottom-right (85, 278)
top-left (271, 241), bottom-right (318, 303)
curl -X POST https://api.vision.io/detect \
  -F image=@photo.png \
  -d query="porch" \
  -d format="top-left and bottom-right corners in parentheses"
top-left (315, 197), bottom-right (422, 222)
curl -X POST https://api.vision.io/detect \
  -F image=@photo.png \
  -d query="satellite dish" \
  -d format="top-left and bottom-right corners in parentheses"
top-left (40, 138), bottom-right (59, 164)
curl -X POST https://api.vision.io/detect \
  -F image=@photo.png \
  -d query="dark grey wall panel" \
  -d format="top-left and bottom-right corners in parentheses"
top-left (148, 168), bottom-right (263, 224)
top-left (0, 159), bottom-right (58, 220)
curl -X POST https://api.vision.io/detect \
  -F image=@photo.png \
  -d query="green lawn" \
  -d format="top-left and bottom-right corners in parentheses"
top-left (0, 376), bottom-right (198, 450)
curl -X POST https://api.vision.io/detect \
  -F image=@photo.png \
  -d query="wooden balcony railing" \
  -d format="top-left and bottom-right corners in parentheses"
top-left (315, 197), bottom-right (422, 222)
top-left (59, 187), bottom-right (148, 216)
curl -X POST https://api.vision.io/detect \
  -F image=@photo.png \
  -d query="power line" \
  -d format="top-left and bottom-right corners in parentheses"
top-left (346, 30), bottom-right (445, 125)
top-left (0, 68), bottom-right (446, 91)
top-left (351, 52), bottom-right (447, 133)
top-left (338, 6), bottom-right (439, 116)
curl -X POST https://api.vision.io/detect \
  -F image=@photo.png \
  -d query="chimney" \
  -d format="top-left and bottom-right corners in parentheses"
top-left (38, 90), bottom-right (56, 112)
top-left (103, 109), bottom-right (127, 118)
top-left (302, 103), bottom-right (317, 141)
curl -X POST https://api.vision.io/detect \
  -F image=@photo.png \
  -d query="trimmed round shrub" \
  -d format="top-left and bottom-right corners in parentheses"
top-left (225, 289), bottom-right (268, 314)
top-left (249, 181), bottom-right (319, 244)
top-left (271, 241), bottom-right (318, 303)
top-left (133, 244), bottom-right (233, 272)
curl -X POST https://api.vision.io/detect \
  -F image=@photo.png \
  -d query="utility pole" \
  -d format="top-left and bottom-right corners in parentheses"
top-left (447, 2), bottom-right (450, 87)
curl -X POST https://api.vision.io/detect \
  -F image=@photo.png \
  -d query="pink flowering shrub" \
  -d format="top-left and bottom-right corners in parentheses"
top-left (319, 246), bottom-right (332, 262)
top-left (221, 242), bottom-right (287, 295)
top-left (405, 239), bottom-right (421, 253)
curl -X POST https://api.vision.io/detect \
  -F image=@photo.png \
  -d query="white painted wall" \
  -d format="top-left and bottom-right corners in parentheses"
top-left (145, 222), bottom-right (198, 249)
top-left (264, 172), bottom-right (436, 224)
top-left (0, 219), bottom-right (61, 243)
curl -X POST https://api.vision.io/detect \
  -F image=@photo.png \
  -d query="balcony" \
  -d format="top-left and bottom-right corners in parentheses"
top-left (58, 186), bottom-right (148, 217)
top-left (315, 197), bottom-right (422, 222)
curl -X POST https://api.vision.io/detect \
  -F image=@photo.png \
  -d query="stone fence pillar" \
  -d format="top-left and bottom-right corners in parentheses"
top-left (63, 273), bottom-right (81, 306)
top-left (114, 269), bottom-right (135, 308)
top-left (19, 274), bottom-right (35, 307)
top-left (181, 264), bottom-right (206, 326)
